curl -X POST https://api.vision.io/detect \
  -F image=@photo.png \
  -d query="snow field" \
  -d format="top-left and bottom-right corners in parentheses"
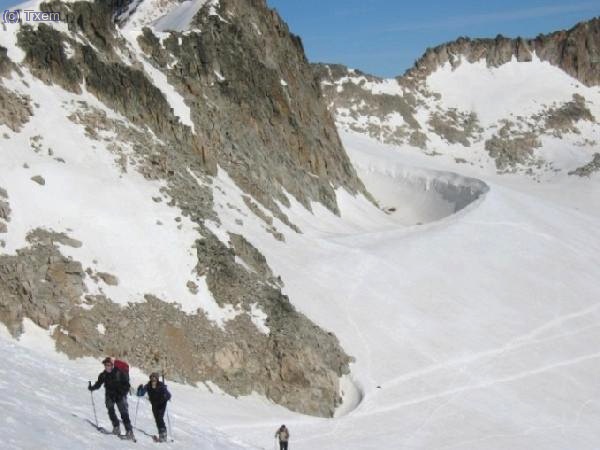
top-left (0, 71), bottom-right (231, 319)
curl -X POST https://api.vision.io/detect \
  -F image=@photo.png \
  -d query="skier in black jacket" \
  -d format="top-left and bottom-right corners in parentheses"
top-left (89, 357), bottom-right (133, 439)
top-left (137, 372), bottom-right (172, 442)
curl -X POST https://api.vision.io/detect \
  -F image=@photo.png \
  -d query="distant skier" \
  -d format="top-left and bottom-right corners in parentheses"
top-left (137, 372), bottom-right (172, 442)
top-left (88, 357), bottom-right (134, 440)
top-left (274, 424), bottom-right (290, 450)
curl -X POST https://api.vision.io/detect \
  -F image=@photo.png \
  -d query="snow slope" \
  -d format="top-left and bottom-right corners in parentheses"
top-left (2, 111), bottom-right (600, 449)
top-left (426, 54), bottom-right (600, 128)
top-left (0, 69), bottom-right (235, 320)
top-left (158, 131), bottom-right (600, 450)
top-left (0, 321), bottom-right (259, 449)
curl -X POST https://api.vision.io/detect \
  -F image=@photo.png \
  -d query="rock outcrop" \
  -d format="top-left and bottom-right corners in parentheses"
top-left (569, 153), bottom-right (600, 177)
top-left (484, 124), bottom-right (541, 170)
top-left (534, 93), bottom-right (595, 137)
top-left (0, 188), bottom-right (9, 240)
top-left (0, 85), bottom-right (32, 132)
top-left (0, 45), bottom-right (17, 77)
top-left (402, 17), bottom-right (600, 87)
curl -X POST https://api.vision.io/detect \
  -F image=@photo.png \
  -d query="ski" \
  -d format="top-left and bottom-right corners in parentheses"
top-left (118, 434), bottom-right (137, 443)
top-left (85, 419), bottom-right (112, 436)
top-left (152, 435), bottom-right (174, 443)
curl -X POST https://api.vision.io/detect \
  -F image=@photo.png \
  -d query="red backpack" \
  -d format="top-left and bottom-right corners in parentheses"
top-left (114, 359), bottom-right (130, 375)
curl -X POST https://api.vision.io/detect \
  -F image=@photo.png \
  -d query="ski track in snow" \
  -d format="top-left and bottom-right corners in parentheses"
top-left (365, 301), bottom-right (600, 395)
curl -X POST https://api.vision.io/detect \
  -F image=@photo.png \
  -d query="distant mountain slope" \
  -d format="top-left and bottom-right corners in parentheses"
top-left (313, 17), bottom-right (600, 178)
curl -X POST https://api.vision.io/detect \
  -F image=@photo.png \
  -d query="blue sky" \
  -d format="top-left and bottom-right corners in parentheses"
top-left (3, 0), bottom-right (598, 77)
top-left (268, 0), bottom-right (600, 77)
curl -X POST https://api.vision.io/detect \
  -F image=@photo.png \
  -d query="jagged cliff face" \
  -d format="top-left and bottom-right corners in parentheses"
top-left (0, 0), bottom-right (366, 417)
top-left (404, 18), bottom-right (600, 87)
top-left (314, 17), bottom-right (600, 178)
top-left (123, 0), bottom-right (365, 215)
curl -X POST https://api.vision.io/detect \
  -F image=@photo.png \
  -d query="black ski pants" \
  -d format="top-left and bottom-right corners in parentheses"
top-left (152, 402), bottom-right (167, 433)
top-left (279, 442), bottom-right (289, 450)
top-left (106, 395), bottom-right (132, 431)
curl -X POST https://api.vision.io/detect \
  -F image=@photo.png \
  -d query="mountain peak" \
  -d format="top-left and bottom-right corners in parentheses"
top-left (402, 16), bottom-right (600, 87)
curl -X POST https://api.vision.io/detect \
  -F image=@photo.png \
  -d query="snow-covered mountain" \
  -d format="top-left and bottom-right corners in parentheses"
top-left (314, 18), bottom-right (600, 179)
top-left (1, 1), bottom-right (600, 449)
top-left (0, 0), bottom-right (364, 420)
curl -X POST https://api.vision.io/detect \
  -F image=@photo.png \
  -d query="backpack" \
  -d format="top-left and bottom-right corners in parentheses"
top-left (114, 359), bottom-right (130, 380)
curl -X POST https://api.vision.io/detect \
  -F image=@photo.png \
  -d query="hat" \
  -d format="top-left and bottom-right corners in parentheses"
top-left (102, 357), bottom-right (113, 365)
top-left (149, 372), bottom-right (160, 380)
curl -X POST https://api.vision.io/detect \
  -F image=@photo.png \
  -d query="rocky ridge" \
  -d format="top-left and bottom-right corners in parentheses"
top-left (403, 18), bottom-right (600, 87)
top-left (569, 152), bottom-right (600, 176)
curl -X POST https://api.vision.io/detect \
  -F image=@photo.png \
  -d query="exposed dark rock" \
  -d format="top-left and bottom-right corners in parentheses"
top-left (30, 175), bottom-right (46, 186)
top-left (66, 102), bottom-right (217, 223)
top-left (40, 0), bottom-right (120, 51)
top-left (536, 94), bottom-right (595, 137)
top-left (186, 280), bottom-right (199, 294)
top-left (17, 24), bottom-right (82, 93)
top-left (229, 233), bottom-right (275, 280)
top-left (80, 45), bottom-right (197, 151)
top-left (0, 188), bottom-right (9, 235)
top-left (403, 18), bottom-right (600, 87)
top-left (97, 272), bottom-right (119, 286)
top-left (29, 229), bottom-right (83, 248)
top-left (428, 110), bottom-right (482, 146)
top-left (0, 85), bottom-right (32, 132)
top-left (0, 45), bottom-right (17, 78)
top-left (137, 27), bottom-right (169, 68)
top-left (193, 231), bottom-right (350, 415)
top-left (485, 122), bottom-right (541, 170)
top-left (568, 153), bottom-right (600, 176)
top-left (0, 230), bottom-right (86, 336)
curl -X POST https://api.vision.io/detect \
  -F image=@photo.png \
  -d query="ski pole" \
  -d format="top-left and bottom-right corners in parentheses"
top-left (166, 404), bottom-right (174, 442)
top-left (162, 369), bottom-right (174, 442)
top-left (89, 382), bottom-right (98, 428)
top-left (134, 396), bottom-right (140, 428)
